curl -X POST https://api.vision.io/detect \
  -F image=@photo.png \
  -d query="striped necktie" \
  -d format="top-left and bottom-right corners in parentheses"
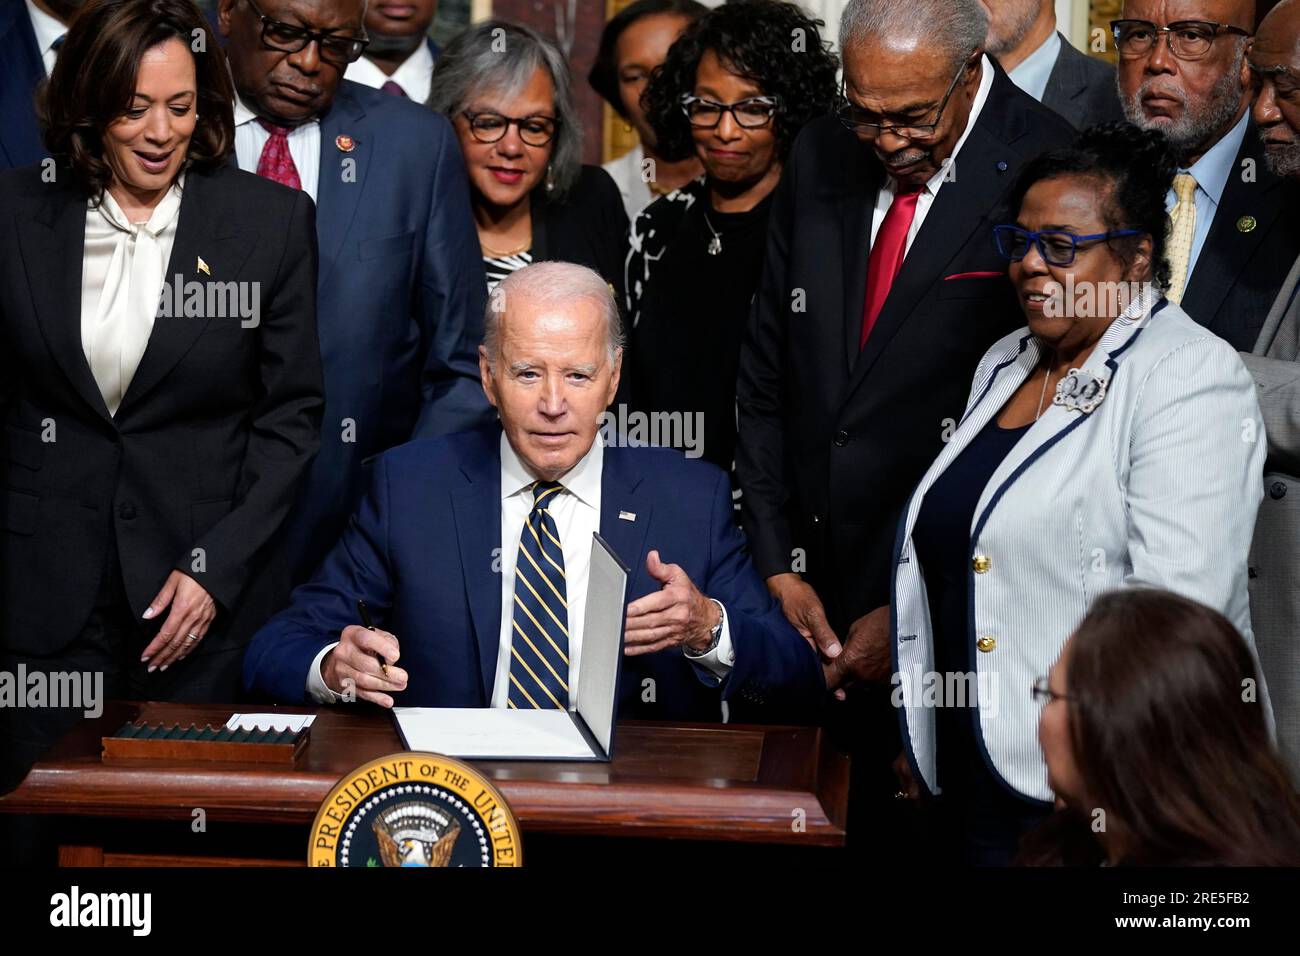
top-left (507, 481), bottom-right (570, 709)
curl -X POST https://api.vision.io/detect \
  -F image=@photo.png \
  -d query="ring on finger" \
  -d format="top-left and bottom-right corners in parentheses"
top-left (185, 632), bottom-right (199, 643)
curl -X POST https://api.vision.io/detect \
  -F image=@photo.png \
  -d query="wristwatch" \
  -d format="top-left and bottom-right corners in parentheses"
top-left (686, 599), bottom-right (726, 657)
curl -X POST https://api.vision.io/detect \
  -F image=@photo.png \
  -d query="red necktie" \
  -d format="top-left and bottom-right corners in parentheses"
top-left (255, 118), bottom-right (302, 191)
top-left (380, 80), bottom-right (406, 97)
top-left (860, 186), bottom-right (923, 350)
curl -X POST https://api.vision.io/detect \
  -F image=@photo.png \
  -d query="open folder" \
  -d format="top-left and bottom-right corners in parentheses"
top-left (392, 533), bottom-right (630, 761)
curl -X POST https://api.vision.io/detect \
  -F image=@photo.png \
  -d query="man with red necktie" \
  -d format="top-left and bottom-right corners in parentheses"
top-left (735, 0), bottom-right (1074, 845)
top-left (219, 0), bottom-right (490, 585)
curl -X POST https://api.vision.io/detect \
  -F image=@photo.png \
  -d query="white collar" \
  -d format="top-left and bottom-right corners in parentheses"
top-left (500, 430), bottom-right (603, 509)
top-left (916, 53), bottom-right (996, 194)
top-left (91, 173), bottom-right (186, 234)
top-left (232, 90), bottom-right (320, 130)
top-left (24, 0), bottom-right (63, 57)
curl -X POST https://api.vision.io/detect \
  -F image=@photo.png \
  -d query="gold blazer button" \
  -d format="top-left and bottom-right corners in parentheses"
top-left (972, 555), bottom-right (991, 573)
top-left (977, 635), bottom-right (997, 653)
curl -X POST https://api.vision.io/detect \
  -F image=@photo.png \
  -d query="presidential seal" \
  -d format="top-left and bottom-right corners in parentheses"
top-left (308, 753), bottom-right (522, 867)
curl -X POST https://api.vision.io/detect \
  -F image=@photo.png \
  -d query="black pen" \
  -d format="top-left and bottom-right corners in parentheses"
top-left (355, 598), bottom-right (389, 675)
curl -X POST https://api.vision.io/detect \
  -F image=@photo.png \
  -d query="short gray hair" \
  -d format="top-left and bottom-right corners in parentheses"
top-left (839, 0), bottom-right (988, 72)
top-left (484, 261), bottom-right (625, 369)
top-left (427, 20), bottom-right (582, 200)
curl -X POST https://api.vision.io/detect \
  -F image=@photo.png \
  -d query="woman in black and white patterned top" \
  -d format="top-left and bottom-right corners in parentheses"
top-left (428, 22), bottom-right (627, 298)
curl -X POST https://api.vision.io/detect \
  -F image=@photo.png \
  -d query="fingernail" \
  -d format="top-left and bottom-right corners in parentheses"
top-left (142, 607), bottom-right (155, 620)
top-left (828, 642), bottom-right (842, 656)
top-left (140, 655), bottom-right (150, 663)
top-left (160, 664), bottom-right (168, 672)
top-left (147, 664), bottom-right (157, 673)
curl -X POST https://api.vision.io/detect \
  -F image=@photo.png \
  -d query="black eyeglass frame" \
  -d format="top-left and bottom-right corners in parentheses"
top-left (1109, 19), bottom-right (1251, 61)
top-left (460, 109), bottom-right (561, 147)
top-left (244, 0), bottom-right (370, 66)
top-left (836, 53), bottom-right (975, 140)
top-left (1032, 676), bottom-right (1074, 704)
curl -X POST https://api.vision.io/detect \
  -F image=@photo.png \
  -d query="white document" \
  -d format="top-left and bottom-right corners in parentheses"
top-left (393, 533), bottom-right (630, 760)
top-left (225, 713), bottom-right (316, 733)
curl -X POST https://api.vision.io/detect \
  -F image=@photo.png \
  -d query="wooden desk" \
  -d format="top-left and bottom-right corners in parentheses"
top-left (0, 701), bottom-right (849, 866)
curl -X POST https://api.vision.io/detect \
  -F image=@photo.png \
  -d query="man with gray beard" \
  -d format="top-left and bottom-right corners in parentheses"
top-left (981, 0), bottom-right (1123, 127)
top-left (1115, 0), bottom-right (1300, 348)
top-left (1240, 0), bottom-right (1300, 787)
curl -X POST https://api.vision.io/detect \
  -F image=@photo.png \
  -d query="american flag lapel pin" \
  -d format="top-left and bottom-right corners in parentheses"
top-left (197, 256), bottom-right (210, 275)
top-left (619, 510), bottom-right (636, 521)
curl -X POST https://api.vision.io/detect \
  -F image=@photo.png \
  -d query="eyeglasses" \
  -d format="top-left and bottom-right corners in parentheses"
top-left (460, 110), bottom-right (559, 147)
top-left (1032, 676), bottom-right (1073, 704)
top-left (993, 224), bottom-right (1142, 267)
top-left (836, 54), bottom-right (972, 140)
top-left (244, 0), bottom-right (369, 66)
top-left (679, 94), bottom-right (779, 129)
top-left (1110, 19), bottom-right (1251, 61)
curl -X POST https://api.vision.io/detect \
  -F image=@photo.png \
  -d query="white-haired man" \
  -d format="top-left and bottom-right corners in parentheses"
top-left (246, 261), bottom-right (825, 722)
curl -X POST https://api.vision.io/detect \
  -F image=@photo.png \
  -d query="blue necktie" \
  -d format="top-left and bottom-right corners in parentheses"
top-left (507, 481), bottom-right (570, 709)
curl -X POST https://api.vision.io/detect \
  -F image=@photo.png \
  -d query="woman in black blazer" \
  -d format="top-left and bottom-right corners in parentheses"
top-left (0, 0), bottom-right (322, 801)
top-left (427, 21), bottom-right (628, 299)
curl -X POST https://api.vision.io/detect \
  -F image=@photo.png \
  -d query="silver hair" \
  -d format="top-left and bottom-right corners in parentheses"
top-left (484, 261), bottom-right (625, 369)
top-left (839, 0), bottom-right (989, 71)
top-left (426, 20), bottom-right (582, 199)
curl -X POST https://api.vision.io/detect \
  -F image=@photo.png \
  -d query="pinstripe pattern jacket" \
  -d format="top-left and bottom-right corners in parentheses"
top-left (891, 296), bottom-right (1269, 803)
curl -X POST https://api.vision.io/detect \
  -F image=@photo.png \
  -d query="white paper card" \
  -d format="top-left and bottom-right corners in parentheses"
top-left (392, 707), bottom-right (592, 759)
top-left (225, 713), bottom-right (316, 733)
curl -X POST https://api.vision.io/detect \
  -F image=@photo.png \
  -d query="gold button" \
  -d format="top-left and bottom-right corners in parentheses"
top-left (977, 635), bottom-right (996, 653)
top-left (972, 555), bottom-right (991, 573)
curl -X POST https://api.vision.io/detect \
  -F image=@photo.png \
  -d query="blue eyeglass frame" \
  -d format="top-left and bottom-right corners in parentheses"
top-left (993, 224), bottom-right (1143, 266)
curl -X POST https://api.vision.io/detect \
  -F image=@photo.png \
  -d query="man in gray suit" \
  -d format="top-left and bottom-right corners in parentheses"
top-left (980, 0), bottom-right (1123, 127)
top-left (1244, 0), bottom-right (1300, 783)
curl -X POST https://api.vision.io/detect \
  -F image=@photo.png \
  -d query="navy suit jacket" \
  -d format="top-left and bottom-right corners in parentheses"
top-left (0, 0), bottom-right (45, 169)
top-left (268, 81), bottom-right (493, 582)
top-left (244, 426), bottom-right (825, 723)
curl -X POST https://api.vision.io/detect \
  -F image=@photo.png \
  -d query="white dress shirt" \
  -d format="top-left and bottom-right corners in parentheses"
top-left (232, 93), bottom-right (321, 202)
top-left (344, 42), bottom-right (434, 104)
top-left (24, 0), bottom-right (63, 75)
top-left (603, 143), bottom-right (655, 223)
top-left (869, 54), bottom-right (996, 255)
top-left (307, 434), bottom-right (736, 704)
top-left (1006, 30), bottom-right (1062, 103)
top-left (80, 177), bottom-right (184, 416)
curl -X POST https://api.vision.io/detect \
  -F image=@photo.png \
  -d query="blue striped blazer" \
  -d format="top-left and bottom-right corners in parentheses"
top-left (891, 297), bottom-right (1270, 803)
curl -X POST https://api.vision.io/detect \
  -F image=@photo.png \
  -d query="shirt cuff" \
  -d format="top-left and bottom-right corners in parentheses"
top-left (306, 641), bottom-right (342, 703)
top-left (683, 602), bottom-right (735, 682)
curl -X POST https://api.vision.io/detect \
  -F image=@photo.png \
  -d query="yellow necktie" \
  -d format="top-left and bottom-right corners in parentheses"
top-left (1166, 173), bottom-right (1198, 305)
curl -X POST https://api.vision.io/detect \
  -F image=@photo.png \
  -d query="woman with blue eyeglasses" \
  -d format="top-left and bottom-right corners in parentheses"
top-left (887, 122), bottom-right (1271, 866)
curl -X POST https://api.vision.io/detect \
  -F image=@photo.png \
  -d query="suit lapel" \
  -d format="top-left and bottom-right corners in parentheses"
top-left (1258, 251), bottom-right (1300, 359)
top-left (116, 168), bottom-right (253, 416)
top-left (451, 429), bottom-right (503, 700)
top-left (1183, 128), bottom-right (1283, 331)
top-left (20, 179), bottom-right (111, 423)
top-left (847, 120), bottom-right (1013, 395)
top-left (315, 83), bottom-right (371, 281)
top-left (597, 446), bottom-right (652, 599)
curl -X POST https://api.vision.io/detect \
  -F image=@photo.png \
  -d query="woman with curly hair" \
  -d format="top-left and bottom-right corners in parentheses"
top-left (624, 0), bottom-right (838, 484)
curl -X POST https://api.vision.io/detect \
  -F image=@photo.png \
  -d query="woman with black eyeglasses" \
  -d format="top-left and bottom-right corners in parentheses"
top-left (427, 21), bottom-right (628, 295)
top-left (625, 0), bottom-right (838, 480)
top-left (888, 122), bottom-right (1270, 865)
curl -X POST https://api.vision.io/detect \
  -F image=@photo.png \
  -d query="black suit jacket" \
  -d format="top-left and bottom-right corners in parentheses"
top-left (1041, 34), bottom-right (1124, 130)
top-left (736, 64), bottom-right (1075, 626)
top-left (0, 162), bottom-right (324, 656)
top-left (1181, 123), bottom-right (1300, 351)
top-left (530, 164), bottom-right (629, 304)
top-left (0, 0), bottom-right (46, 169)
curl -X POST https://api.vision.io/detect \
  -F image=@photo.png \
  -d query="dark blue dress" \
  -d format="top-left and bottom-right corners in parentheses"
top-left (911, 416), bottom-right (1051, 865)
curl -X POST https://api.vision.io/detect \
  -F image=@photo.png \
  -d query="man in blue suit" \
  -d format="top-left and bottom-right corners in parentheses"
top-left (0, 0), bottom-right (70, 168)
top-left (218, 0), bottom-right (491, 582)
top-left (343, 0), bottom-right (439, 101)
top-left (245, 262), bottom-right (825, 722)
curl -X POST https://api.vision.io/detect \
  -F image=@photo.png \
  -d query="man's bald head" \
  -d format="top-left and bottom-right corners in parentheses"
top-left (1252, 0), bottom-right (1300, 175)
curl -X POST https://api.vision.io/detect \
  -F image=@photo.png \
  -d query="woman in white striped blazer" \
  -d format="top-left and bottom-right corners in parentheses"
top-left (890, 124), bottom-right (1270, 865)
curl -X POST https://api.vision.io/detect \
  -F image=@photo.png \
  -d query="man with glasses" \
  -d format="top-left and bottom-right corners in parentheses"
top-left (735, 0), bottom-right (1072, 846)
top-left (1115, 0), bottom-right (1300, 346)
top-left (1239, 0), bottom-right (1300, 786)
top-left (218, 0), bottom-right (490, 584)
top-left (979, 0), bottom-right (1123, 128)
